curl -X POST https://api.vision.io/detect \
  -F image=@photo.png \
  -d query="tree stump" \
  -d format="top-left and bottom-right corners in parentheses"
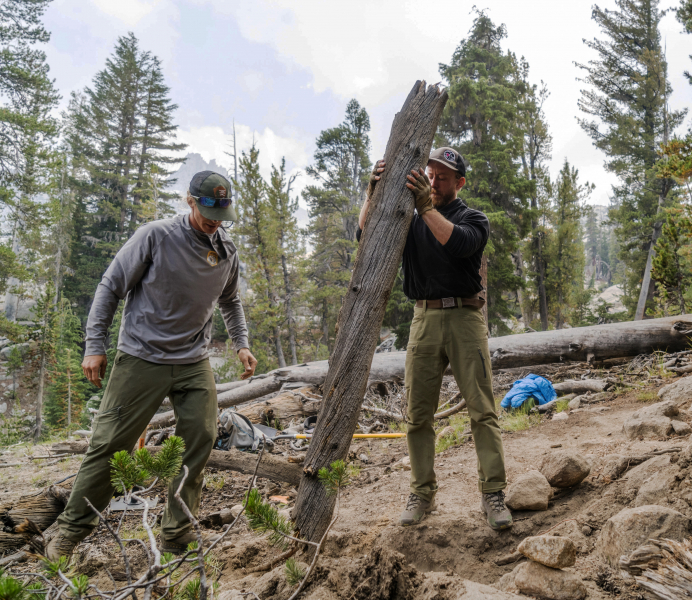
top-left (293, 81), bottom-right (447, 542)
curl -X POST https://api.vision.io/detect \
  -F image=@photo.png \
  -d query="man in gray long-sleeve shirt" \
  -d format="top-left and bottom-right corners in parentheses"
top-left (49, 170), bottom-right (257, 559)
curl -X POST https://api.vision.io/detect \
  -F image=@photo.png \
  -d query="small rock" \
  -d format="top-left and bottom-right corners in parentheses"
top-left (399, 456), bottom-right (411, 471)
top-left (358, 453), bottom-right (369, 464)
top-left (596, 504), bottom-right (692, 566)
top-left (672, 420), bottom-right (692, 435)
top-left (581, 525), bottom-right (592, 537)
top-left (567, 397), bottom-right (581, 410)
top-left (658, 376), bottom-right (692, 405)
top-left (505, 470), bottom-right (552, 511)
top-left (430, 510), bottom-right (439, 516)
top-left (278, 508), bottom-right (292, 520)
top-left (230, 504), bottom-right (244, 518)
top-left (436, 425), bottom-right (455, 442)
top-left (552, 412), bottom-right (568, 421)
top-left (0, 402), bottom-right (6, 414)
top-left (513, 561), bottom-right (586, 600)
top-left (540, 451), bottom-right (591, 488)
top-left (622, 416), bottom-right (673, 440)
top-left (76, 545), bottom-right (108, 576)
top-left (517, 535), bottom-right (576, 568)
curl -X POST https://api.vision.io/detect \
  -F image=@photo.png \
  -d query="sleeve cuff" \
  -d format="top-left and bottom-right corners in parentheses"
top-left (84, 340), bottom-right (107, 356)
top-left (234, 338), bottom-right (250, 353)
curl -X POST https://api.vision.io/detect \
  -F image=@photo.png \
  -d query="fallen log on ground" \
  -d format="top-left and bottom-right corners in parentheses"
top-left (145, 315), bottom-right (691, 429)
top-left (294, 81), bottom-right (448, 543)
top-left (0, 486), bottom-right (71, 551)
top-left (619, 537), bottom-right (692, 598)
top-left (51, 441), bottom-right (303, 487)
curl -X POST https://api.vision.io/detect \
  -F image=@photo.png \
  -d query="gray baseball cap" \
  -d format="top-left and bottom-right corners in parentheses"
top-left (428, 147), bottom-right (466, 177)
top-left (189, 171), bottom-right (238, 222)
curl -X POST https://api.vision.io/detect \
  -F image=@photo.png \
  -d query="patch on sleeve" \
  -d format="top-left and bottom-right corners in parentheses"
top-left (206, 250), bottom-right (219, 267)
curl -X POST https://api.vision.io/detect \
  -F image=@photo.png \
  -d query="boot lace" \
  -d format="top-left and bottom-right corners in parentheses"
top-left (405, 494), bottom-right (424, 510)
top-left (485, 491), bottom-right (507, 512)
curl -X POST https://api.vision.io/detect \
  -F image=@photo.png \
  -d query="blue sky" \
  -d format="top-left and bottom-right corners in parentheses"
top-left (43, 0), bottom-right (692, 208)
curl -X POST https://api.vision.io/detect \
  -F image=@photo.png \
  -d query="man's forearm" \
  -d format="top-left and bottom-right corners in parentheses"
top-left (358, 196), bottom-right (370, 230)
top-left (219, 296), bottom-right (250, 351)
top-left (421, 209), bottom-right (454, 245)
top-left (85, 282), bottom-right (121, 356)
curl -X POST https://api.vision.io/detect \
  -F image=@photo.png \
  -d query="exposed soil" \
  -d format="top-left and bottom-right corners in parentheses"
top-left (2, 365), bottom-right (692, 599)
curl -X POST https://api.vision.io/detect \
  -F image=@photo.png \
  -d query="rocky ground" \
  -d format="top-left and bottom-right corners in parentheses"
top-left (3, 356), bottom-right (692, 599)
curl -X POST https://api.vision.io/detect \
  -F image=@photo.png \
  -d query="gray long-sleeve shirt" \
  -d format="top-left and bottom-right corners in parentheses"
top-left (85, 214), bottom-right (249, 364)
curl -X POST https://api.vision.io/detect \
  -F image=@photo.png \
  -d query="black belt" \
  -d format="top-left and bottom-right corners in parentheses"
top-left (415, 297), bottom-right (486, 310)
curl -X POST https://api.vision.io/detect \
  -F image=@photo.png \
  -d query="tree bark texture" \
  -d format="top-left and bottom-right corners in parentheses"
top-left (293, 81), bottom-right (447, 543)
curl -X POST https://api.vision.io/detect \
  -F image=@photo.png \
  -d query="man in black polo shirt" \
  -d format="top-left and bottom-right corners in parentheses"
top-left (357, 148), bottom-right (511, 530)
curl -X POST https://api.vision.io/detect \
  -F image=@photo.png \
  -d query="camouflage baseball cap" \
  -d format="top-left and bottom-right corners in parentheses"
top-left (189, 170), bottom-right (238, 222)
top-left (428, 147), bottom-right (466, 177)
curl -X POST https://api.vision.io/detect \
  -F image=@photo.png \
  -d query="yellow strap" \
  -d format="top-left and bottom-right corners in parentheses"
top-left (295, 433), bottom-right (406, 439)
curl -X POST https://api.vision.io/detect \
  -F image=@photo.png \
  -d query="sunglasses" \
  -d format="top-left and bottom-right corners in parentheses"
top-left (192, 195), bottom-right (232, 208)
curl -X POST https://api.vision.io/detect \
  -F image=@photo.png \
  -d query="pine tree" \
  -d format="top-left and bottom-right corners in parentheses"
top-left (576, 0), bottom-right (685, 316)
top-left (651, 207), bottom-right (691, 315)
top-left (543, 161), bottom-right (592, 329)
top-left (61, 34), bottom-right (185, 318)
top-left (677, 0), bottom-right (692, 83)
top-left (267, 159), bottom-right (303, 365)
top-left (437, 10), bottom-right (532, 333)
top-left (45, 298), bottom-right (90, 431)
top-left (235, 145), bottom-right (286, 370)
top-left (517, 74), bottom-right (552, 331)
top-left (304, 100), bottom-right (371, 351)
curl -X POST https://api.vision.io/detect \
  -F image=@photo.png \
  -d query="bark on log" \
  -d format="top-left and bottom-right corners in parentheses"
top-left (620, 538), bottom-right (692, 599)
top-left (0, 486), bottom-right (71, 551)
top-left (293, 81), bottom-right (448, 543)
top-left (50, 441), bottom-right (303, 487)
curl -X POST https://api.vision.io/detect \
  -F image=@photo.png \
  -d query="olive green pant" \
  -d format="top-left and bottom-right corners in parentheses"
top-left (57, 351), bottom-right (218, 542)
top-left (405, 302), bottom-right (506, 501)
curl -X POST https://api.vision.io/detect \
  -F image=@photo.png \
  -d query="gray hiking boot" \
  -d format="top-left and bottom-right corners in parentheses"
top-left (399, 493), bottom-right (436, 526)
top-left (481, 491), bottom-right (513, 530)
top-left (45, 532), bottom-right (78, 562)
top-left (161, 531), bottom-right (221, 554)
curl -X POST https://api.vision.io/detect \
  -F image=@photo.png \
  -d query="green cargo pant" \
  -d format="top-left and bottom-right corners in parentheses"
top-left (57, 351), bottom-right (218, 542)
top-left (405, 301), bottom-right (506, 501)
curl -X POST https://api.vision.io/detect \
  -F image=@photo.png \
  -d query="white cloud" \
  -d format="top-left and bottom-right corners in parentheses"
top-left (90, 0), bottom-right (164, 27)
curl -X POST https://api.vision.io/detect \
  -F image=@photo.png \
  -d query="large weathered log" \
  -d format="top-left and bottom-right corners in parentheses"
top-left (235, 388), bottom-right (320, 425)
top-left (294, 81), bottom-right (448, 543)
top-left (0, 486), bottom-right (71, 551)
top-left (620, 537), bottom-right (692, 599)
top-left (50, 441), bottom-right (302, 487)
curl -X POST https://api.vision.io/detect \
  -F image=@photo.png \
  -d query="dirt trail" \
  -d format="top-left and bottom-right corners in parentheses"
top-left (2, 372), bottom-right (692, 599)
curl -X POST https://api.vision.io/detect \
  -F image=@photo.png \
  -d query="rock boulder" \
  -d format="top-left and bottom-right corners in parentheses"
top-left (596, 505), bottom-right (691, 566)
top-left (513, 561), bottom-right (586, 600)
top-left (658, 376), bottom-right (692, 405)
top-left (622, 400), bottom-right (679, 440)
top-left (517, 535), bottom-right (576, 569)
top-left (505, 471), bottom-right (552, 511)
top-left (539, 451), bottom-right (591, 488)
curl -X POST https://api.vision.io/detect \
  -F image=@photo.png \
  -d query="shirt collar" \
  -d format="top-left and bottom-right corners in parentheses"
top-left (439, 198), bottom-right (464, 214)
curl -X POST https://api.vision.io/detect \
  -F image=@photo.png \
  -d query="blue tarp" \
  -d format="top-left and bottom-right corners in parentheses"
top-left (500, 374), bottom-right (557, 410)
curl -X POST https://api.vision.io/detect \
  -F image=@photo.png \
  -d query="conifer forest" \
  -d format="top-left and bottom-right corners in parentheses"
top-left (1, 0), bottom-right (692, 443)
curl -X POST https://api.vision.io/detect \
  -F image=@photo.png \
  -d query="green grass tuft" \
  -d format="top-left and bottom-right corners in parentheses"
top-left (555, 399), bottom-right (570, 413)
top-left (636, 391), bottom-right (658, 402)
top-left (435, 414), bottom-right (470, 453)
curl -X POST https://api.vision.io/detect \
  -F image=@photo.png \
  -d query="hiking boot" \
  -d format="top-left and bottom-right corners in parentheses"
top-left (481, 491), bottom-right (513, 530)
top-left (45, 532), bottom-right (78, 562)
top-left (399, 493), bottom-right (436, 526)
top-left (161, 531), bottom-right (222, 554)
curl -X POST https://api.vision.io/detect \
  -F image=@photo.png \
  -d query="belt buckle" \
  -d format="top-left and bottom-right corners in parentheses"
top-left (441, 297), bottom-right (456, 309)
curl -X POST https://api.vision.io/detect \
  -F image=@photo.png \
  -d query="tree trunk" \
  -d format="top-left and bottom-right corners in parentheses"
top-left (35, 346), bottom-right (46, 443)
top-left (322, 299), bottom-right (330, 354)
top-left (293, 81), bottom-right (447, 543)
top-left (635, 195), bottom-right (664, 321)
top-left (534, 231), bottom-right (549, 331)
top-left (282, 254), bottom-right (298, 365)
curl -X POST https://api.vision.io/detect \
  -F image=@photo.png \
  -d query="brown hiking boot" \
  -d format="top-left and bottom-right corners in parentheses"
top-left (161, 531), bottom-right (221, 554)
top-left (399, 493), bottom-right (436, 526)
top-left (481, 491), bottom-right (513, 530)
top-left (45, 532), bottom-right (78, 562)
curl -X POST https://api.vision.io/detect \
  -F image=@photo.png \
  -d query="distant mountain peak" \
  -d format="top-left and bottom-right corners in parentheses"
top-left (169, 153), bottom-right (230, 194)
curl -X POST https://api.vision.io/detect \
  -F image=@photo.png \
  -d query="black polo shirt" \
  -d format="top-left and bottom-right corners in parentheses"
top-left (356, 199), bottom-right (488, 300)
